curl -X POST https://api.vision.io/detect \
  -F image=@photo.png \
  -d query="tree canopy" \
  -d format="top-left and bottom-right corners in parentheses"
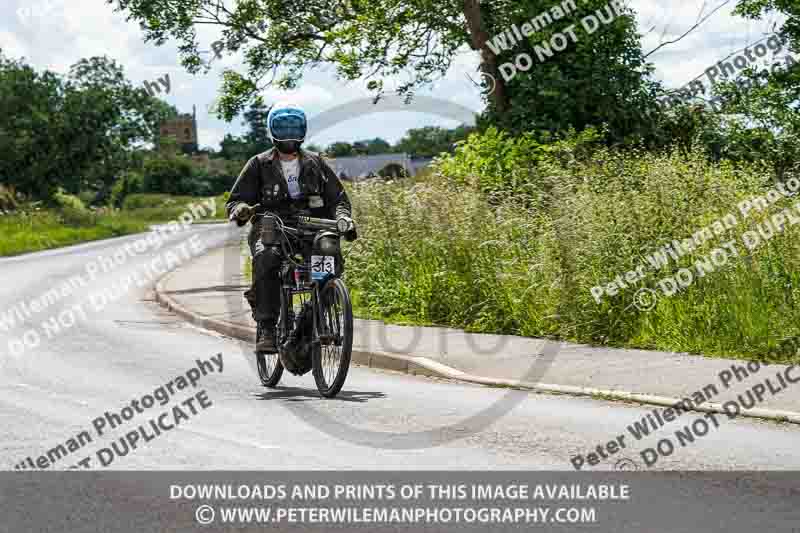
top-left (0, 52), bottom-right (176, 200)
top-left (107, 0), bottom-right (659, 140)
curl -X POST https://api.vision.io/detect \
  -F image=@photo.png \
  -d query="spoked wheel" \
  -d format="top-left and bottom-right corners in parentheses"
top-left (312, 278), bottom-right (353, 398)
top-left (256, 350), bottom-right (283, 388)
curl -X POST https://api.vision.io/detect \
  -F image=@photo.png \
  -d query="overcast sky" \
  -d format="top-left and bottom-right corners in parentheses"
top-left (0, 0), bottom-right (787, 151)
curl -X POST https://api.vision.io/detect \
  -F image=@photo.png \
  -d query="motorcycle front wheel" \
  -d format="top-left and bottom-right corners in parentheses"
top-left (312, 278), bottom-right (353, 398)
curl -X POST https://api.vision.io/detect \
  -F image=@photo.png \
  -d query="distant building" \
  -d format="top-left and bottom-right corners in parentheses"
top-left (159, 106), bottom-right (198, 153)
top-left (325, 153), bottom-right (433, 181)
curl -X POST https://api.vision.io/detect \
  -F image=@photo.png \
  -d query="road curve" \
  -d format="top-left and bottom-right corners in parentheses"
top-left (1, 224), bottom-right (800, 471)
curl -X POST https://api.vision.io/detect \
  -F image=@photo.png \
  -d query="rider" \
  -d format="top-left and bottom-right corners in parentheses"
top-left (226, 102), bottom-right (355, 353)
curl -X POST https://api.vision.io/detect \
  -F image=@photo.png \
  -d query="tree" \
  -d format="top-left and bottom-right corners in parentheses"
top-left (395, 125), bottom-right (474, 157)
top-left (713, 70), bottom-right (800, 181)
top-left (735, 0), bottom-right (800, 51)
top-left (219, 133), bottom-right (253, 161)
top-left (243, 100), bottom-right (272, 152)
top-left (0, 52), bottom-right (175, 200)
top-left (366, 137), bottom-right (393, 155)
top-left (108, 0), bottom-right (660, 134)
top-left (479, 0), bottom-right (661, 143)
top-left (0, 53), bottom-right (68, 199)
top-left (326, 142), bottom-right (354, 158)
top-left (142, 154), bottom-right (194, 195)
top-left (733, 1), bottom-right (800, 95)
top-left (66, 56), bottom-right (178, 193)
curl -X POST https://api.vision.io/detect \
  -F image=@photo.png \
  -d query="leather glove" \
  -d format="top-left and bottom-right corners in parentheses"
top-left (338, 216), bottom-right (358, 242)
top-left (337, 215), bottom-right (354, 231)
top-left (230, 203), bottom-right (254, 225)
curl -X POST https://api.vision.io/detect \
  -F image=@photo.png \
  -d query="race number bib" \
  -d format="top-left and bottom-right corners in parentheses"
top-left (311, 255), bottom-right (335, 280)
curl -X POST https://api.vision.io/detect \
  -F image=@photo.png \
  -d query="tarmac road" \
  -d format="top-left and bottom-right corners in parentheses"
top-left (1, 224), bottom-right (800, 472)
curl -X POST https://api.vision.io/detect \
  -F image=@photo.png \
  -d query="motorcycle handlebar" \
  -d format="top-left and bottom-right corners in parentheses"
top-left (296, 216), bottom-right (340, 232)
top-left (252, 210), bottom-right (347, 235)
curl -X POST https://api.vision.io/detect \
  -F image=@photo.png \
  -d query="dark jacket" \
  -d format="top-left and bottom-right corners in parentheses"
top-left (226, 148), bottom-right (352, 223)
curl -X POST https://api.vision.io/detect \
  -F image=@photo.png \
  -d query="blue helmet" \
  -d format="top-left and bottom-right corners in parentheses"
top-left (267, 102), bottom-right (307, 142)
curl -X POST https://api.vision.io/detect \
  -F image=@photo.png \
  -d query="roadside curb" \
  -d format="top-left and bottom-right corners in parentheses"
top-left (153, 253), bottom-right (800, 427)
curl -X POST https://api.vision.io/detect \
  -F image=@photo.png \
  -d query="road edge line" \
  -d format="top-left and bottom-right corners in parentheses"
top-left (153, 256), bottom-right (800, 427)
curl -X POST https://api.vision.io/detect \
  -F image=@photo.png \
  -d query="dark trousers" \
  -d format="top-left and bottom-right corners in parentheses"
top-left (245, 221), bottom-right (283, 325)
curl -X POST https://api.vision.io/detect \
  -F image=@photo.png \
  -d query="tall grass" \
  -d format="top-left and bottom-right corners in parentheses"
top-left (345, 134), bottom-right (800, 363)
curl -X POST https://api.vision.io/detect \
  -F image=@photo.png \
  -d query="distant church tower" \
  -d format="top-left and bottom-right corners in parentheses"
top-left (159, 105), bottom-right (199, 154)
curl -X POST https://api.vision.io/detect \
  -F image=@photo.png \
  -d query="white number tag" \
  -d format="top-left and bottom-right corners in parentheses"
top-left (310, 255), bottom-right (335, 280)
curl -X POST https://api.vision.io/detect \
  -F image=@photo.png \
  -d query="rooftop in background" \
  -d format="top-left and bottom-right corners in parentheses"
top-left (325, 153), bottom-right (434, 180)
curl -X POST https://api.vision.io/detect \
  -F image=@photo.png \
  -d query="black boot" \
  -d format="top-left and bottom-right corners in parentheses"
top-left (256, 321), bottom-right (277, 354)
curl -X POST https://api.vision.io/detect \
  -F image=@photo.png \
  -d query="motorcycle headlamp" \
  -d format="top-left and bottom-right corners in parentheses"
top-left (314, 233), bottom-right (340, 256)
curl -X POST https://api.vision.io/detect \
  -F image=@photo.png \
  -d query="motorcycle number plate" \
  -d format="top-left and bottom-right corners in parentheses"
top-left (310, 255), bottom-right (335, 280)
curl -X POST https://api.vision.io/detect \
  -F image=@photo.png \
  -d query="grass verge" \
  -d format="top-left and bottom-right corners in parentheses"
top-left (0, 193), bottom-right (227, 257)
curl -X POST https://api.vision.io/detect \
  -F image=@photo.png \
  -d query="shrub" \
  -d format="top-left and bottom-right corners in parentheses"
top-left (142, 156), bottom-right (194, 195)
top-left (110, 171), bottom-right (144, 207)
top-left (435, 126), bottom-right (603, 208)
top-left (0, 184), bottom-right (18, 211)
top-left (53, 188), bottom-right (87, 211)
top-left (347, 130), bottom-right (800, 361)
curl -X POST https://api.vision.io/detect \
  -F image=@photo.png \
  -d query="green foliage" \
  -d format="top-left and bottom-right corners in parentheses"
top-left (0, 208), bottom-right (147, 257)
top-left (735, 1), bottom-right (800, 67)
top-left (347, 129), bottom-right (800, 361)
top-left (243, 100), bottom-right (272, 149)
top-left (53, 188), bottom-right (88, 211)
top-left (0, 190), bottom-right (225, 257)
top-left (215, 101), bottom-right (274, 160)
top-left (394, 125), bottom-right (475, 158)
top-left (435, 126), bottom-right (602, 204)
top-left (354, 138), bottom-right (393, 155)
top-left (217, 134), bottom-right (252, 160)
top-left (142, 155), bottom-right (194, 195)
top-left (0, 184), bottom-right (18, 211)
top-left (481, 0), bottom-right (661, 143)
top-left (53, 188), bottom-right (94, 225)
top-left (0, 52), bottom-right (178, 202)
top-left (324, 127), bottom-right (473, 159)
top-left (119, 193), bottom-right (223, 222)
top-left (111, 0), bottom-right (466, 119)
top-left (326, 142), bottom-right (355, 157)
top-left (712, 68), bottom-right (800, 180)
top-left (110, 171), bottom-right (144, 207)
